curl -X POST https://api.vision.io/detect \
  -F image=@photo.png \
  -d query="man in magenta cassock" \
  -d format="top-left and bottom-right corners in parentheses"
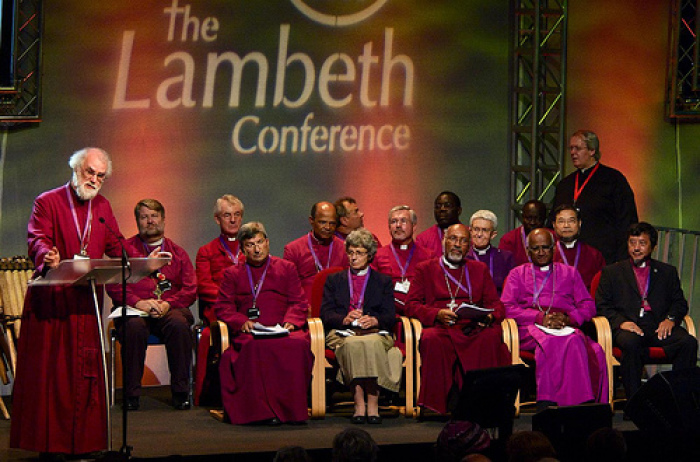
top-left (371, 205), bottom-right (432, 313)
top-left (406, 224), bottom-right (510, 415)
top-left (498, 199), bottom-right (549, 266)
top-left (415, 191), bottom-right (462, 259)
top-left (106, 198), bottom-right (197, 411)
top-left (501, 228), bottom-right (608, 408)
top-left (467, 209), bottom-right (515, 294)
top-left (283, 201), bottom-right (348, 304)
top-left (10, 148), bottom-right (151, 457)
top-left (196, 194), bottom-right (246, 325)
top-left (551, 204), bottom-right (605, 291)
top-left (216, 221), bottom-right (313, 425)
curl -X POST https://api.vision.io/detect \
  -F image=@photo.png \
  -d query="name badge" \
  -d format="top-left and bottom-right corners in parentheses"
top-left (73, 254), bottom-right (89, 260)
top-left (394, 280), bottom-right (410, 294)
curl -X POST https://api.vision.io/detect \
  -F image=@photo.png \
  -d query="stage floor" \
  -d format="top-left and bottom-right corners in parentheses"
top-left (1, 387), bottom-right (637, 462)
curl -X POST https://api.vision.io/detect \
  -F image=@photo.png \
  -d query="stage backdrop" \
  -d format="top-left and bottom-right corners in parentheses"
top-left (0, 0), bottom-right (511, 259)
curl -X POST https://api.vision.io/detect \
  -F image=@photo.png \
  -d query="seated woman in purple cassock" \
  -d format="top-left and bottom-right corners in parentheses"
top-left (501, 228), bottom-right (608, 409)
top-left (320, 229), bottom-right (402, 425)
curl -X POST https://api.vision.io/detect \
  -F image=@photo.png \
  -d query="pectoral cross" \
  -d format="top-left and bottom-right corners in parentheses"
top-left (154, 286), bottom-right (163, 301)
top-left (447, 300), bottom-right (458, 311)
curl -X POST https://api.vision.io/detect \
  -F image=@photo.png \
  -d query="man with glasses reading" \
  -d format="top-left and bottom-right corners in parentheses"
top-left (406, 224), bottom-right (510, 415)
top-left (502, 228), bottom-right (608, 410)
top-left (216, 222), bottom-right (313, 425)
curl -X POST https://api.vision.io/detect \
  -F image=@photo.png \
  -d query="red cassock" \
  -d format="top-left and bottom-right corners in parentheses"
top-left (195, 236), bottom-right (245, 323)
top-left (283, 232), bottom-right (348, 304)
top-left (371, 241), bottom-right (433, 314)
top-left (415, 224), bottom-right (445, 259)
top-left (10, 185), bottom-right (136, 454)
top-left (553, 240), bottom-right (605, 291)
top-left (406, 258), bottom-right (511, 414)
top-left (214, 256), bottom-right (313, 424)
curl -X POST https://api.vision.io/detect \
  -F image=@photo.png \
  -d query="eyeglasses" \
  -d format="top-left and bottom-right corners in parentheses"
top-left (83, 166), bottom-right (106, 182)
top-left (219, 212), bottom-right (242, 219)
top-left (528, 245), bottom-right (554, 252)
top-left (346, 250), bottom-right (368, 257)
top-left (446, 236), bottom-right (469, 245)
top-left (471, 227), bottom-right (493, 234)
top-left (244, 240), bottom-right (266, 250)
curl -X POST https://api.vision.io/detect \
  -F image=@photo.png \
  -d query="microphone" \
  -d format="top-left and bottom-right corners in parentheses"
top-left (99, 217), bottom-right (129, 267)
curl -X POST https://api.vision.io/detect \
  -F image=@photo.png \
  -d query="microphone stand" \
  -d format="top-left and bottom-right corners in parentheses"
top-left (99, 217), bottom-right (132, 460)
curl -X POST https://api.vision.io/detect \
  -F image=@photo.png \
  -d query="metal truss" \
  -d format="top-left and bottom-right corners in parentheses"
top-left (508, 0), bottom-right (567, 226)
top-left (666, 0), bottom-right (700, 120)
top-left (0, 0), bottom-right (42, 124)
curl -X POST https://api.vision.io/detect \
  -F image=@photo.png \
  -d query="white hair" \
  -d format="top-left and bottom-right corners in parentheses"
top-left (470, 209), bottom-right (498, 231)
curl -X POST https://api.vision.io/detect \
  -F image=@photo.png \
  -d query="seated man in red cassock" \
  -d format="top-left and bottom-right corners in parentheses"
top-left (216, 221), bottom-right (313, 425)
top-left (107, 199), bottom-right (197, 411)
top-left (415, 191), bottom-right (463, 259)
top-left (334, 196), bottom-right (382, 247)
top-left (406, 224), bottom-right (511, 415)
top-left (372, 205), bottom-right (432, 313)
top-left (196, 194), bottom-right (246, 325)
top-left (552, 204), bottom-right (605, 291)
top-left (499, 200), bottom-right (550, 266)
top-left (284, 201), bottom-right (349, 304)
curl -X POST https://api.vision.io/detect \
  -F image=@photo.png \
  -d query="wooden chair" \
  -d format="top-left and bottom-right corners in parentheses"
top-left (0, 256), bottom-right (34, 419)
top-left (590, 271), bottom-right (697, 407)
top-left (307, 266), bottom-right (416, 418)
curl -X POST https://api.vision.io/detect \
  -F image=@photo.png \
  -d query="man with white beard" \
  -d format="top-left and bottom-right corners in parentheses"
top-left (10, 147), bottom-right (155, 460)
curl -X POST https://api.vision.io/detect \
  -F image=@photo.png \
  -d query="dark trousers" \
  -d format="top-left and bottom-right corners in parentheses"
top-left (116, 309), bottom-right (194, 397)
top-left (614, 324), bottom-right (698, 398)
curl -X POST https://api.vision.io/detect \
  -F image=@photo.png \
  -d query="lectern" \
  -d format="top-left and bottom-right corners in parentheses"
top-left (29, 257), bottom-right (169, 452)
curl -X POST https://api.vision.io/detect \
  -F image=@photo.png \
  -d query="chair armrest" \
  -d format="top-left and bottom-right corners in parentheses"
top-left (210, 320), bottom-right (230, 354)
top-left (307, 317), bottom-right (327, 418)
top-left (501, 318), bottom-right (523, 366)
top-left (683, 315), bottom-right (696, 338)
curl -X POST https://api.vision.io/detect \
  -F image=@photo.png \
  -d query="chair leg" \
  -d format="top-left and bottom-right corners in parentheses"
top-left (0, 395), bottom-right (9, 419)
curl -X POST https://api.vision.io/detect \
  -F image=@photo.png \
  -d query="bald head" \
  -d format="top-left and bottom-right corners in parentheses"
top-left (443, 223), bottom-right (471, 264)
top-left (527, 228), bottom-right (555, 266)
top-left (309, 201), bottom-right (338, 241)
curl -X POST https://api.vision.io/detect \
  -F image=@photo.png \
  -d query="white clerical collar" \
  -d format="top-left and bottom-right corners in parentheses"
top-left (393, 240), bottom-right (412, 250)
top-left (227, 236), bottom-right (237, 242)
top-left (352, 267), bottom-right (370, 276)
top-left (442, 256), bottom-right (460, 269)
top-left (538, 265), bottom-right (551, 272)
top-left (580, 161), bottom-right (598, 173)
top-left (563, 240), bottom-right (577, 249)
top-left (474, 245), bottom-right (491, 255)
top-left (146, 238), bottom-right (164, 246)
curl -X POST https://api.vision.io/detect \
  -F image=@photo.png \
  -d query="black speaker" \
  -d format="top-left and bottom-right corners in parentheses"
top-left (532, 403), bottom-right (613, 460)
top-left (452, 364), bottom-right (528, 440)
top-left (625, 367), bottom-right (700, 436)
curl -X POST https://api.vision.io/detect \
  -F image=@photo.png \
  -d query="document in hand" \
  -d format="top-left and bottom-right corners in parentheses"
top-left (535, 324), bottom-right (575, 336)
top-left (108, 306), bottom-right (148, 319)
top-left (455, 303), bottom-right (494, 320)
top-left (251, 322), bottom-right (290, 337)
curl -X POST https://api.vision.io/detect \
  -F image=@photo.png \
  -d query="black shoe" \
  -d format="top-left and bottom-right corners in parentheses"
top-left (173, 392), bottom-right (191, 410)
top-left (125, 397), bottom-right (140, 411)
top-left (351, 415), bottom-right (366, 424)
top-left (268, 417), bottom-right (282, 426)
top-left (367, 415), bottom-right (383, 424)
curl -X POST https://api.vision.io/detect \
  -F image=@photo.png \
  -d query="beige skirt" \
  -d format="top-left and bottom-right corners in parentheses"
top-left (326, 330), bottom-right (403, 392)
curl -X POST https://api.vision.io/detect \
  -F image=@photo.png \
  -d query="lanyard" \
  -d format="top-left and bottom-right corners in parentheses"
top-left (531, 264), bottom-right (555, 312)
top-left (440, 259), bottom-right (472, 305)
top-left (219, 235), bottom-right (240, 265)
top-left (65, 184), bottom-right (93, 256)
top-left (140, 237), bottom-right (167, 255)
top-left (573, 162), bottom-right (600, 203)
top-left (471, 247), bottom-right (494, 278)
top-left (390, 242), bottom-right (415, 280)
top-left (556, 241), bottom-right (581, 269)
top-left (307, 232), bottom-right (334, 272)
top-left (246, 259), bottom-right (271, 309)
top-left (348, 268), bottom-right (371, 312)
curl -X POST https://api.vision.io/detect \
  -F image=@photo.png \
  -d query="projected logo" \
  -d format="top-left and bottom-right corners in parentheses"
top-left (290, 0), bottom-right (387, 27)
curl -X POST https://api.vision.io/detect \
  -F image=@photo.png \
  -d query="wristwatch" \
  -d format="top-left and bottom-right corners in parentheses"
top-left (666, 315), bottom-right (676, 322)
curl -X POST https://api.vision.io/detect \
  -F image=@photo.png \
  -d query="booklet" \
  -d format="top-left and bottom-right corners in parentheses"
top-left (108, 306), bottom-right (148, 319)
top-left (454, 303), bottom-right (494, 320)
top-left (535, 324), bottom-right (575, 336)
top-left (251, 322), bottom-right (289, 337)
top-left (335, 329), bottom-right (391, 337)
